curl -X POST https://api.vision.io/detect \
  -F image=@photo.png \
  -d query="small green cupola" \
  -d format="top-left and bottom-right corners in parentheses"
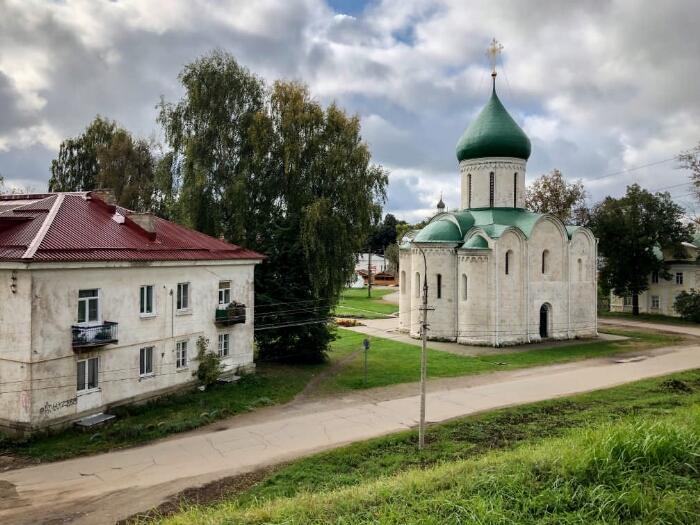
top-left (456, 84), bottom-right (531, 163)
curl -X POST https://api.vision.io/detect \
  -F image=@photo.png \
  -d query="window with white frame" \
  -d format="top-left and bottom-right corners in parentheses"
top-left (140, 285), bottom-right (155, 316)
top-left (176, 340), bottom-right (188, 368)
top-left (651, 295), bottom-right (660, 309)
top-left (676, 272), bottom-right (684, 285)
top-left (140, 346), bottom-right (154, 376)
top-left (177, 283), bottom-right (190, 310)
top-left (651, 271), bottom-right (659, 284)
top-left (77, 357), bottom-right (98, 392)
top-left (624, 295), bottom-right (633, 307)
top-left (218, 333), bottom-right (230, 357)
top-left (77, 289), bottom-right (100, 325)
top-left (218, 281), bottom-right (231, 306)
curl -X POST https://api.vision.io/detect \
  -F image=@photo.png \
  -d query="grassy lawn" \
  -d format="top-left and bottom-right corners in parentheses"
top-left (147, 369), bottom-right (700, 524)
top-left (319, 328), bottom-right (680, 392)
top-left (0, 328), bottom-right (680, 463)
top-left (335, 287), bottom-right (398, 319)
top-left (599, 309), bottom-right (698, 326)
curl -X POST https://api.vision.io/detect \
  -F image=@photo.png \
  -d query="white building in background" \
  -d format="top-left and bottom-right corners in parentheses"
top-left (0, 190), bottom-right (263, 434)
top-left (398, 66), bottom-right (597, 346)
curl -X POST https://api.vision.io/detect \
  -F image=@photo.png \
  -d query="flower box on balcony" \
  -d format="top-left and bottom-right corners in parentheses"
top-left (214, 302), bottom-right (246, 326)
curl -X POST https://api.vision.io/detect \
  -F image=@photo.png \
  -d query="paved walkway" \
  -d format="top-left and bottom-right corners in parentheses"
top-left (2, 324), bottom-right (700, 524)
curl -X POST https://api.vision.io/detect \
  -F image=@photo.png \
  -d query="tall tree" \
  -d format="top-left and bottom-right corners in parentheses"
top-left (590, 184), bottom-right (693, 315)
top-left (679, 142), bottom-right (700, 202)
top-left (526, 169), bottom-right (589, 224)
top-left (48, 116), bottom-right (159, 211)
top-left (158, 53), bottom-right (388, 363)
top-left (367, 213), bottom-right (404, 254)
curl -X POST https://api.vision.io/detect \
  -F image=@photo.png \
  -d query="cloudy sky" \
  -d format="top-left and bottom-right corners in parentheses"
top-left (1, 0), bottom-right (699, 222)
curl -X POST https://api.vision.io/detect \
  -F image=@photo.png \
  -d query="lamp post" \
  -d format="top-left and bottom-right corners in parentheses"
top-left (413, 242), bottom-right (429, 450)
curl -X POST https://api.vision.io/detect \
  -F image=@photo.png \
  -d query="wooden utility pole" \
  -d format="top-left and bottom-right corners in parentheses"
top-left (367, 251), bottom-right (372, 298)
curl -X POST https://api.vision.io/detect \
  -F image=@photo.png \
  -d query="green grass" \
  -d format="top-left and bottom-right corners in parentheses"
top-left (335, 288), bottom-right (399, 319)
top-left (600, 309), bottom-right (699, 326)
top-left (319, 328), bottom-right (680, 392)
top-left (147, 370), bottom-right (700, 524)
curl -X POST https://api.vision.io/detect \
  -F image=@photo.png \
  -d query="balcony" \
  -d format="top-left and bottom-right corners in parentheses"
top-left (72, 322), bottom-right (119, 351)
top-left (214, 303), bottom-right (246, 326)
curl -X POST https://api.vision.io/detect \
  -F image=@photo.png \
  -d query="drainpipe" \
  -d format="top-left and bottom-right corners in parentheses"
top-left (169, 289), bottom-right (174, 338)
top-left (526, 240), bottom-right (531, 343)
top-left (494, 240), bottom-right (499, 347)
top-left (567, 241), bottom-right (571, 339)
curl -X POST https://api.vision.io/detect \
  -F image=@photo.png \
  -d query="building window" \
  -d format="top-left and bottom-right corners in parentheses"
top-left (542, 250), bottom-right (549, 274)
top-left (176, 340), bottom-right (188, 368)
top-left (415, 272), bottom-right (421, 298)
top-left (624, 295), bottom-right (633, 307)
top-left (77, 357), bottom-right (98, 392)
top-left (77, 289), bottom-right (99, 324)
top-left (462, 274), bottom-right (467, 300)
top-left (651, 271), bottom-right (659, 284)
top-left (676, 272), bottom-right (684, 285)
top-left (489, 172), bottom-right (495, 207)
top-left (468, 174), bottom-right (472, 208)
top-left (651, 295), bottom-right (660, 309)
top-left (436, 274), bottom-right (442, 299)
top-left (177, 283), bottom-right (190, 310)
top-left (513, 173), bottom-right (517, 208)
top-left (505, 250), bottom-right (513, 275)
top-left (140, 285), bottom-right (155, 316)
top-left (218, 334), bottom-right (230, 357)
top-left (140, 346), bottom-right (154, 376)
top-left (218, 281), bottom-right (231, 306)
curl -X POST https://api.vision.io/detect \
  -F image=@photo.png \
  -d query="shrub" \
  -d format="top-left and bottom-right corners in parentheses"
top-left (193, 335), bottom-right (224, 387)
top-left (674, 288), bottom-right (700, 322)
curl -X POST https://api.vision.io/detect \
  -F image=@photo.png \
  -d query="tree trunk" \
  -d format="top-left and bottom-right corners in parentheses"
top-left (632, 292), bottom-right (639, 316)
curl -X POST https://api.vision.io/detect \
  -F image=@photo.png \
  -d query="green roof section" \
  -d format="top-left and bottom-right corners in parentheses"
top-left (413, 218), bottom-right (462, 243)
top-left (462, 235), bottom-right (489, 249)
top-left (407, 208), bottom-right (584, 246)
top-left (456, 86), bottom-right (531, 162)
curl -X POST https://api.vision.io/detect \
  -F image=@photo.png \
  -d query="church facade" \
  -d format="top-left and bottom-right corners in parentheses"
top-left (398, 76), bottom-right (597, 346)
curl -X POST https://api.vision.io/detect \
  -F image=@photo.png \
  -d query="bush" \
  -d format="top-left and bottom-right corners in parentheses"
top-left (674, 288), bottom-right (700, 322)
top-left (193, 336), bottom-right (224, 387)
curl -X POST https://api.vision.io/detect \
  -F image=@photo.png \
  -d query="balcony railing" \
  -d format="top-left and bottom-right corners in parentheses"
top-left (72, 322), bottom-right (119, 351)
top-left (214, 303), bottom-right (246, 326)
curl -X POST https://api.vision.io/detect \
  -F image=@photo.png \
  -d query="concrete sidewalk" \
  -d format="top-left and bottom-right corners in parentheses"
top-left (2, 340), bottom-right (700, 524)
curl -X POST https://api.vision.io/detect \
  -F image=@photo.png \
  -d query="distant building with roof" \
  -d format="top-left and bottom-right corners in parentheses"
top-left (610, 236), bottom-right (700, 316)
top-left (398, 49), bottom-right (597, 346)
top-left (0, 190), bottom-right (264, 434)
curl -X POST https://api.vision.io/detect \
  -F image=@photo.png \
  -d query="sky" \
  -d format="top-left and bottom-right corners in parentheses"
top-left (1, 0), bottom-right (699, 223)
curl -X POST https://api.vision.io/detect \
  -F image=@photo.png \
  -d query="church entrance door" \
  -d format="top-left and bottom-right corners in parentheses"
top-left (539, 304), bottom-right (549, 338)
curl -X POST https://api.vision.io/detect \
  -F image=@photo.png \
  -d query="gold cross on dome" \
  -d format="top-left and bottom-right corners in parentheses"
top-left (486, 38), bottom-right (503, 75)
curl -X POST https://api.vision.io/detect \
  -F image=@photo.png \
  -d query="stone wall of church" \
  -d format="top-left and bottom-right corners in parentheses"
top-left (495, 231), bottom-right (528, 345)
top-left (568, 230), bottom-right (597, 337)
top-left (398, 249), bottom-right (412, 333)
top-left (456, 250), bottom-right (492, 345)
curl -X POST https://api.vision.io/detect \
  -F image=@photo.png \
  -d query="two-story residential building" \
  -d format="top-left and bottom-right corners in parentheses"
top-left (0, 190), bottom-right (264, 435)
top-left (609, 236), bottom-right (700, 316)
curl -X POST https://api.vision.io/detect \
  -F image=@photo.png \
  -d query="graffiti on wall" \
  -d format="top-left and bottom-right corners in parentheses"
top-left (21, 392), bottom-right (30, 412)
top-left (39, 397), bottom-right (77, 416)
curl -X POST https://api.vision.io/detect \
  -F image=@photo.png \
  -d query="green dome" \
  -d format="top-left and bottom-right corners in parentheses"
top-left (413, 219), bottom-right (462, 243)
top-left (456, 87), bottom-right (531, 162)
top-left (462, 235), bottom-right (489, 249)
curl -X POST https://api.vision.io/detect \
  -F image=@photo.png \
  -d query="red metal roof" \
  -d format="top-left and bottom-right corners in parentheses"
top-left (0, 192), bottom-right (265, 263)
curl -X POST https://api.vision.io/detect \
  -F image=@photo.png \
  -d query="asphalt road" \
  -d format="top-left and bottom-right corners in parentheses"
top-left (2, 319), bottom-right (700, 524)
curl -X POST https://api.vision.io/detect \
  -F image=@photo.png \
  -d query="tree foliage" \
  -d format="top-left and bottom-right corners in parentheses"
top-left (590, 184), bottom-right (694, 315)
top-left (48, 116), bottom-right (159, 211)
top-left (367, 214), bottom-right (405, 254)
top-left (193, 335), bottom-right (224, 387)
top-left (526, 169), bottom-right (589, 225)
top-left (158, 51), bottom-right (388, 363)
top-left (674, 289), bottom-right (700, 323)
top-left (679, 142), bottom-right (700, 203)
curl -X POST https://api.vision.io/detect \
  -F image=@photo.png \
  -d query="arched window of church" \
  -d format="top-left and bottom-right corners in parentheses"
top-left (437, 274), bottom-right (442, 299)
top-left (489, 172), bottom-right (495, 207)
top-left (578, 259), bottom-right (583, 281)
top-left (415, 272), bottom-right (421, 298)
top-left (401, 271), bottom-right (406, 294)
top-left (468, 174), bottom-right (472, 208)
top-left (513, 173), bottom-right (518, 208)
top-left (542, 250), bottom-right (549, 274)
top-left (462, 274), bottom-right (467, 300)
top-left (505, 250), bottom-right (513, 275)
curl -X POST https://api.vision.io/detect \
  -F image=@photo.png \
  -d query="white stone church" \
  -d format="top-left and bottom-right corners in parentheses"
top-left (398, 71), bottom-right (597, 346)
